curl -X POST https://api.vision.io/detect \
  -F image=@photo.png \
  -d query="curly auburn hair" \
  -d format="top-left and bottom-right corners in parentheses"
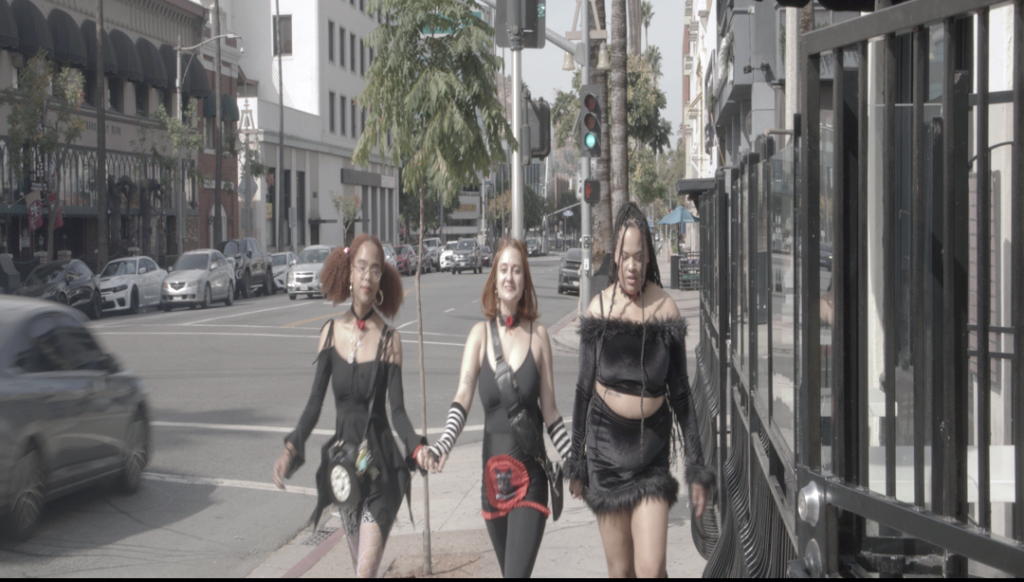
top-left (481, 238), bottom-right (539, 321)
top-left (320, 233), bottom-right (404, 319)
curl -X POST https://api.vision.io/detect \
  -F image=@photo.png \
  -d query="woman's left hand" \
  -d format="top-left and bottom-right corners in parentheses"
top-left (690, 483), bottom-right (708, 521)
top-left (414, 446), bottom-right (432, 471)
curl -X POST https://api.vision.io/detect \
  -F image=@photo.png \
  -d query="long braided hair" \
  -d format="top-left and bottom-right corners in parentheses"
top-left (601, 202), bottom-right (663, 453)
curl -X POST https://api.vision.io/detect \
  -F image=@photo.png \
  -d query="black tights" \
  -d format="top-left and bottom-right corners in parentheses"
top-left (484, 507), bottom-right (547, 578)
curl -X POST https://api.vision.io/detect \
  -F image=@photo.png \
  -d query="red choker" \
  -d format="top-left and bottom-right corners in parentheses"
top-left (352, 307), bottom-right (374, 331)
top-left (502, 314), bottom-right (519, 330)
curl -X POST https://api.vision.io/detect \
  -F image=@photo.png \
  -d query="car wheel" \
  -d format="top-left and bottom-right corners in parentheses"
top-left (58, 292), bottom-right (68, 305)
top-left (116, 414), bottom-right (149, 494)
top-left (225, 283), bottom-right (234, 306)
top-left (289, 293), bottom-right (297, 301)
top-left (241, 271), bottom-right (251, 299)
top-left (129, 288), bottom-right (140, 315)
top-left (89, 290), bottom-right (103, 320)
top-left (161, 303), bottom-right (172, 312)
top-left (262, 272), bottom-right (272, 297)
top-left (202, 285), bottom-right (212, 309)
top-left (6, 448), bottom-right (44, 541)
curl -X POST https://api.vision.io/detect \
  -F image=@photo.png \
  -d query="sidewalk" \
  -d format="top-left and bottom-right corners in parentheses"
top-left (248, 254), bottom-right (706, 578)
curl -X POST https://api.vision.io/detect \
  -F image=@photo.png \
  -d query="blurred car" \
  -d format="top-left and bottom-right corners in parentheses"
top-left (820, 242), bottom-right (833, 271)
top-left (382, 244), bottom-right (398, 271)
top-left (0, 296), bottom-right (149, 540)
top-left (480, 245), bottom-right (492, 268)
top-left (99, 256), bottom-right (167, 315)
top-left (439, 241), bottom-right (458, 271)
top-left (421, 237), bottom-right (442, 273)
top-left (558, 248), bottom-right (583, 295)
top-left (452, 238), bottom-right (481, 275)
top-left (395, 245), bottom-right (419, 276)
top-left (270, 252), bottom-right (297, 293)
top-left (14, 259), bottom-right (102, 320)
top-left (526, 238), bottom-right (541, 256)
top-left (161, 250), bottom-right (235, 310)
top-left (288, 245), bottom-right (335, 300)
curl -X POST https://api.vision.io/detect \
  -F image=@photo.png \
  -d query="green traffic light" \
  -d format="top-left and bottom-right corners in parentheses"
top-left (585, 133), bottom-right (597, 149)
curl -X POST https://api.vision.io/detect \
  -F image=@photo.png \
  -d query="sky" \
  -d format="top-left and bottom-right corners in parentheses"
top-left (511, 1), bottom-right (689, 147)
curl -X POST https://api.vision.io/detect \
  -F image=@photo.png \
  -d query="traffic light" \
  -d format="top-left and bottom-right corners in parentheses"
top-left (522, 95), bottom-right (551, 161)
top-left (583, 179), bottom-right (600, 205)
top-left (579, 84), bottom-right (602, 157)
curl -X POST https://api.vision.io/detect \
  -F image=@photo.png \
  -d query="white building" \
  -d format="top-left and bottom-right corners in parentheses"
top-left (225, 0), bottom-right (398, 252)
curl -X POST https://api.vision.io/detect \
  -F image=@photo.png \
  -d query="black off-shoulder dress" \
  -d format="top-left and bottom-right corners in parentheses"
top-left (285, 319), bottom-right (426, 537)
top-left (563, 315), bottom-right (714, 514)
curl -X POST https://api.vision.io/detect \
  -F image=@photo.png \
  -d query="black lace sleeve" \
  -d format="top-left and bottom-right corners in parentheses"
top-left (284, 320), bottom-right (334, 470)
top-left (384, 333), bottom-right (428, 474)
top-left (565, 316), bottom-right (602, 484)
top-left (666, 319), bottom-right (715, 488)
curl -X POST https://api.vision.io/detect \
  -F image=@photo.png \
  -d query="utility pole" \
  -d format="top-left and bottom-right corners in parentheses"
top-left (213, 0), bottom-right (223, 246)
top-left (541, 156), bottom-right (549, 254)
top-left (176, 34), bottom-right (184, 259)
top-left (579, 2), bottom-right (592, 316)
top-left (509, 0), bottom-right (524, 241)
top-left (95, 0), bottom-right (108, 268)
top-left (275, 0), bottom-right (285, 253)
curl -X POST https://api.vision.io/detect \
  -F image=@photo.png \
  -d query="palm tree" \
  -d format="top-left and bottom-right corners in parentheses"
top-left (641, 1), bottom-right (653, 51)
top-left (610, 0), bottom-right (629, 218)
top-left (644, 45), bottom-right (663, 88)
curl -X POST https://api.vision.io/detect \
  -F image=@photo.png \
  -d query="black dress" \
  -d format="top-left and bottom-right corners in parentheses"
top-left (564, 315), bottom-right (714, 515)
top-left (285, 319), bottom-right (425, 538)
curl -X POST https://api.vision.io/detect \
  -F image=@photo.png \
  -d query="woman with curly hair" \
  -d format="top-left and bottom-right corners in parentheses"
top-left (565, 202), bottom-right (713, 577)
top-left (425, 237), bottom-right (570, 578)
top-left (273, 234), bottom-right (431, 578)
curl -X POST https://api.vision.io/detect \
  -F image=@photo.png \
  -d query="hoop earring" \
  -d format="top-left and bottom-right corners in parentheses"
top-left (349, 283), bottom-right (353, 293)
top-left (375, 288), bottom-right (384, 307)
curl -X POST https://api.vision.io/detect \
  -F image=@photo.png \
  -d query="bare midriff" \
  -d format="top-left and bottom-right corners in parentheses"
top-left (595, 381), bottom-right (666, 420)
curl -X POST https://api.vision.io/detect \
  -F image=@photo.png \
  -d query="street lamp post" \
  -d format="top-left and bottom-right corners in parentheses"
top-left (174, 33), bottom-right (242, 257)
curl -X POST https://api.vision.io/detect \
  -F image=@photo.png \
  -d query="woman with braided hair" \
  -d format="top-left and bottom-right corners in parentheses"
top-left (425, 237), bottom-right (570, 578)
top-left (565, 202), bottom-right (714, 577)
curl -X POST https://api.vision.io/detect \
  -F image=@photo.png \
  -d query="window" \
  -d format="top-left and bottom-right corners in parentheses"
top-left (205, 117), bottom-right (214, 149)
top-left (360, 0), bottom-right (364, 12)
top-left (351, 100), bottom-right (357, 138)
top-left (361, 106), bottom-right (366, 134)
top-left (135, 83), bottom-right (148, 117)
top-left (328, 21), bottom-right (334, 62)
top-left (360, 42), bottom-right (365, 76)
top-left (329, 91), bottom-right (335, 132)
top-left (108, 78), bottom-right (124, 112)
top-left (351, 33), bottom-right (356, 72)
top-left (369, 48), bottom-right (374, 67)
top-left (340, 95), bottom-right (347, 135)
top-left (273, 15), bottom-right (292, 56)
top-left (84, 73), bottom-right (96, 107)
top-left (15, 314), bottom-right (107, 373)
top-left (339, 27), bottom-right (346, 68)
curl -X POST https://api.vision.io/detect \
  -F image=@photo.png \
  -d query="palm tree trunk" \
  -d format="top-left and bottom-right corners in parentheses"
top-left (591, 0), bottom-right (613, 266)
top-left (610, 0), bottom-right (629, 222)
top-left (415, 183), bottom-right (431, 573)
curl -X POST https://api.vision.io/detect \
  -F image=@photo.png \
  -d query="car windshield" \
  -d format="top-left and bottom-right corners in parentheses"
top-left (272, 254), bottom-right (289, 267)
top-left (383, 246), bottom-right (395, 258)
top-left (219, 240), bottom-right (241, 256)
top-left (101, 260), bottom-right (137, 277)
top-left (481, 246), bottom-right (490, 253)
top-left (445, 242), bottom-right (458, 250)
top-left (175, 254), bottom-right (210, 271)
top-left (25, 262), bottom-right (69, 286)
top-left (298, 248), bottom-right (331, 264)
top-left (424, 240), bottom-right (438, 249)
top-left (457, 240), bottom-right (475, 251)
top-left (566, 249), bottom-right (582, 262)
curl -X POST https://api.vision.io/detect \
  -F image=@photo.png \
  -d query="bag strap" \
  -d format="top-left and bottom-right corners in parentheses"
top-left (489, 318), bottom-right (527, 420)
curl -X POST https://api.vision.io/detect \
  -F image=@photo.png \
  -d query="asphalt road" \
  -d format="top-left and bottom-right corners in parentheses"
top-left (0, 253), bottom-right (581, 577)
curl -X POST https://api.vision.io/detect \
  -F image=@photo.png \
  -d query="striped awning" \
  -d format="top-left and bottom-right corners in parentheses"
top-left (46, 9), bottom-right (87, 67)
top-left (109, 29), bottom-right (142, 82)
top-left (81, 20), bottom-right (117, 75)
top-left (11, 0), bottom-right (53, 58)
top-left (135, 37), bottom-right (168, 89)
top-left (0, 0), bottom-right (20, 51)
top-left (203, 93), bottom-right (240, 122)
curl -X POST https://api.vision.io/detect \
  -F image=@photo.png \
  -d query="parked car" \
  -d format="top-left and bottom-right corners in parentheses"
top-left (558, 248), bottom-right (583, 295)
top-left (382, 244), bottom-right (398, 271)
top-left (820, 242), bottom-right (833, 271)
top-left (480, 245), bottom-right (492, 268)
top-left (421, 237), bottom-right (442, 273)
top-left (395, 245), bottom-right (419, 276)
top-left (439, 241), bottom-right (458, 271)
top-left (99, 256), bottom-right (167, 315)
top-left (217, 237), bottom-right (272, 298)
top-left (270, 252), bottom-right (297, 293)
top-left (527, 238), bottom-right (541, 256)
top-left (287, 245), bottom-right (335, 300)
top-left (452, 238), bottom-right (482, 274)
top-left (0, 296), bottom-right (149, 540)
top-left (14, 259), bottom-right (102, 320)
top-left (161, 250), bottom-right (235, 310)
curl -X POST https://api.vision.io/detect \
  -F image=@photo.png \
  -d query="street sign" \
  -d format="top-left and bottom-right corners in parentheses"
top-left (562, 210), bottom-right (574, 217)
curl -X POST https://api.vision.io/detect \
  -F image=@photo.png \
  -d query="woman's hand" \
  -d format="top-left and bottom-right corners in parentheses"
top-left (690, 483), bottom-right (708, 521)
top-left (414, 446), bottom-right (432, 471)
top-left (430, 451), bottom-right (449, 474)
top-left (569, 478), bottom-right (584, 500)
top-left (273, 447), bottom-right (293, 490)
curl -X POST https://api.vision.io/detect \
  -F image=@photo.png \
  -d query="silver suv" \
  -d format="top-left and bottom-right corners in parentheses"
top-left (421, 237), bottom-right (442, 273)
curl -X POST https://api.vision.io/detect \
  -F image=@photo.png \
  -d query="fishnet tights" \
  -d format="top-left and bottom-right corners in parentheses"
top-left (344, 507), bottom-right (387, 578)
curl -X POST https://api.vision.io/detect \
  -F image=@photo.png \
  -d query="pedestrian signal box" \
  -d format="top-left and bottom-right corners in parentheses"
top-left (584, 179), bottom-right (600, 204)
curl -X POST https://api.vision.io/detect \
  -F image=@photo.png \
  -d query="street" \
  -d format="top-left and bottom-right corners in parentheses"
top-left (0, 254), bottom-right (581, 577)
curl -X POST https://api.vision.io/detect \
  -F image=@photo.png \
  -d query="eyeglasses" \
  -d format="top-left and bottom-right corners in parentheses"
top-left (354, 261), bottom-right (382, 282)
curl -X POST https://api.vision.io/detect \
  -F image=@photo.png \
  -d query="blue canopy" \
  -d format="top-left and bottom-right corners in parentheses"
top-left (658, 206), bottom-right (699, 225)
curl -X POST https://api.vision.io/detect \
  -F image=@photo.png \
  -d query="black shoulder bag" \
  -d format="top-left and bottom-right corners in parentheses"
top-left (327, 324), bottom-right (390, 508)
top-left (489, 319), bottom-right (564, 521)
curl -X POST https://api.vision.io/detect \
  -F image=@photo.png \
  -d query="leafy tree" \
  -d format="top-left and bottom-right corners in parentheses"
top-left (628, 148), bottom-right (665, 206)
top-left (330, 191), bottom-right (361, 244)
top-left (0, 54), bottom-right (85, 259)
top-left (627, 54), bottom-right (671, 154)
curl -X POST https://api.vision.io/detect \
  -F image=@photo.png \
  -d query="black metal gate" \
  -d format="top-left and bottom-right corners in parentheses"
top-left (690, 0), bottom-right (1024, 576)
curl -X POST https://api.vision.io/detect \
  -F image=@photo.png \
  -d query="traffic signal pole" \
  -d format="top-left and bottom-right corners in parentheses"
top-left (510, 7), bottom-right (524, 241)
top-left (579, 3), bottom-right (592, 317)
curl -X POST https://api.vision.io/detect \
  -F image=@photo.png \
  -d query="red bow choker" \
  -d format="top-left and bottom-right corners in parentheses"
top-left (502, 314), bottom-right (519, 331)
top-left (352, 307), bottom-right (374, 331)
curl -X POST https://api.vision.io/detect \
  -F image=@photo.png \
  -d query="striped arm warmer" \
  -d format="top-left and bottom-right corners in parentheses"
top-left (429, 402), bottom-right (467, 458)
top-left (547, 417), bottom-right (571, 463)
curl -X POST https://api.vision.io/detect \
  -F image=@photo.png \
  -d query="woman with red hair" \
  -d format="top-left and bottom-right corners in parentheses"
top-left (273, 234), bottom-right (430, 578)
top-left (425, 237), bottom-right (571, 578)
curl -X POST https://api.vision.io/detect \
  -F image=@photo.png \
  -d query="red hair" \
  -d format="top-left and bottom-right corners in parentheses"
top-left (480, 238), bottom-right (539, 321)
top-left (320, 234), bottom-right (404, 319)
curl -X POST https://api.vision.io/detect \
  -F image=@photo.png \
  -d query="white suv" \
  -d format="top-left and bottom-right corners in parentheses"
top-left (421, 237), bottom-right (442, 273)
top-left (439, 241), bottom-right (458, 271)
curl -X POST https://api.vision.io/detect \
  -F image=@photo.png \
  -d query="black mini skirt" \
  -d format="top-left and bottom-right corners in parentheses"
top-left (583, 396), bottom-right (679, 514)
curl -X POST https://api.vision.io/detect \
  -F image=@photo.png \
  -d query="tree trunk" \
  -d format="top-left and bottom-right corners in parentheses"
top-left (591, 0), bottom-right (613, 266)
top-left (213, 0), bottom-right (223, 247)
top-left (627, 0), bottom-right (642, 57)
top-left (610, 0), bottom-right (629, 223)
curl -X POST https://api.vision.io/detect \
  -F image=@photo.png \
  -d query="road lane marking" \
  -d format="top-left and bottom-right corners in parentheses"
top-left (282, 306), bottom-right (353, 329)
top-left (396, 320), bottom-right (417, 330)
top-left (97, 331), bottom-right (466, 347)
top-left (142, 472), bottom-right (317, 496)
top-left (151, 419), bottom-right (561, 437)
top-left (444, 308), bottom-right (455, 313)
top-left (181, 302), bottom-right (313, 325)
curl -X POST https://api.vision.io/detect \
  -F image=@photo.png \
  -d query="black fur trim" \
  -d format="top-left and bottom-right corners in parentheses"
top-left (684, 463), bottom-right (716, 489)
top-left (563, 457), bottom-right (588, 484)
top-left (578, 316), bottom-right (688, 349)
top-left (583, 472), bottom-right (679, 514)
